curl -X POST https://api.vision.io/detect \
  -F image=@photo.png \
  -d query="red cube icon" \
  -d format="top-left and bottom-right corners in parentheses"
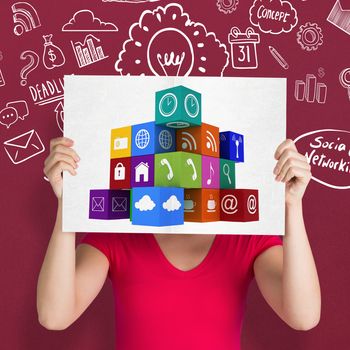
top-left (220, 189), bottom-right (259, 222)
top-left (110, 157), bottom-right (131, 189)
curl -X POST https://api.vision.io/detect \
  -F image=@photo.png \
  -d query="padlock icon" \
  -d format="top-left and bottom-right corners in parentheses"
top-left (114, 162), bottom-right (125, 180)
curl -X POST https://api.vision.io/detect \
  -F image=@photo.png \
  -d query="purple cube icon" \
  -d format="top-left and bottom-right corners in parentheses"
top-left (89, 189), bottom-right (130, 220)
top-left (131, 155), bottom-right (155, 187)
top-left (202, 155), bottom-right (219, 189)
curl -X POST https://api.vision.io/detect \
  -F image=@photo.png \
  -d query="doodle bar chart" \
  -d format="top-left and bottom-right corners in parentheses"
top-left (71, 35), bottom-right (108, 68)
top-left (295, 74), bottom-right (327, 104)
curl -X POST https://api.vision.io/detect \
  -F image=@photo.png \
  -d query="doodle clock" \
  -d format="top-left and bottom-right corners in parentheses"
top-left (159, 93), bottom-right (178, 117)
top-left (184, 93), bottom-right (199, 118)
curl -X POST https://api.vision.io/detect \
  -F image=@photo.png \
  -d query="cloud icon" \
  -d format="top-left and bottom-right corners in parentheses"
top-left (162, 195), bottom-right (181, 212)
top-left (249, 0), bottom-right (298, 35)
top-left (62, 10), bottom-right (118, 32)
top-left (135, 195), bottom-right (156, 211)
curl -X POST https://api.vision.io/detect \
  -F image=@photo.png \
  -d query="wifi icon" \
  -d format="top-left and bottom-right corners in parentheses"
top-left (180, 131), bottom-right (197, 151)
top-left (176, 124), bottom-right (219, 157)
top-left (12, 2), bottom-right (41, 36)
top-left (205, 130), bottom-right (217, 153)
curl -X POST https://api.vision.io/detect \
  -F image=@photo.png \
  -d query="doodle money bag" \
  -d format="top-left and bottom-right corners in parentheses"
top-left (42, 34), bottom-right (65, 70)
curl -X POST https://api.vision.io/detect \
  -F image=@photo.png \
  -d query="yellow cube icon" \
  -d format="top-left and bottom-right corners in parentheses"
top-left (110, 126), bottom-right (132, 159)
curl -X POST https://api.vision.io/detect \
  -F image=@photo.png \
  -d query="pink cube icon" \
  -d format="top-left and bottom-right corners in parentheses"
top-left (202, 155), bottom-right (219, 189)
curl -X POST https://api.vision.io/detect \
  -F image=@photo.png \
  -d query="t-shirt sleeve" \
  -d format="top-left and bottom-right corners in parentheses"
top-left (249, 234), bottom-right (283, 279)
top-left (79, 232), bottom-right (114, 279)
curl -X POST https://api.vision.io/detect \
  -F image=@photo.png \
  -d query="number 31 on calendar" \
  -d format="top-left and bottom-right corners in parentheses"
top-left (228, 27), bottom-right (260, 69)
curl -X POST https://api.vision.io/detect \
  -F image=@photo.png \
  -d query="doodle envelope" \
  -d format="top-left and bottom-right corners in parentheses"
top-left (63, 75), bottom-right (286, 235)
top-left (4, 129), bottom-right (45, 164)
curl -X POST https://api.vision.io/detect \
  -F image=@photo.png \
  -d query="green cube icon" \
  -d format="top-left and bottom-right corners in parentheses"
top-left (155, 85), bottom-right (202, 128)
top-left (155, 152), bottom-right (202, 188)
top-left (220, 158), bottom-right (236, 189)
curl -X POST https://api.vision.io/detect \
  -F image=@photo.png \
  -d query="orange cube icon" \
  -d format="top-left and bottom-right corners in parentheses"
top-left (176, 123), bottom-right (219, 157)
top-left (184, 189), bottom-right (220, 222)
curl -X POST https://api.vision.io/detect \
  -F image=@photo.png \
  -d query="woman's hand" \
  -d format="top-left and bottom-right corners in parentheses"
top-left (273, 139), bottom-right (312, 206)
top-left (43, 137), bottom-right (80, 199)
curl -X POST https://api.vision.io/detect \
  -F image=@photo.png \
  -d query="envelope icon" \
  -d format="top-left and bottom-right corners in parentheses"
top-left (112, 197), bottom-right (127, 212)
top-left (4, 129), bottom-right (45, 164)
top-left (92, 197), bottom-right (105, 212)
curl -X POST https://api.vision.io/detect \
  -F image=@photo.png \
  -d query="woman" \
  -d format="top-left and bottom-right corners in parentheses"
top-left (37, 136), bottom-right (321, 350)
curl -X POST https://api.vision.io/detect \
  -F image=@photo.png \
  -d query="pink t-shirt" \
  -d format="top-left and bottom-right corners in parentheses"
top-left (80, 233), bottom-right (283, 350)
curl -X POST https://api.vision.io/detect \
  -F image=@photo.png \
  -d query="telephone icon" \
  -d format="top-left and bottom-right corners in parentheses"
top-left (160, 158), bottom-right (174, 180)
top-left (186, 158), bottom-right (197, 181)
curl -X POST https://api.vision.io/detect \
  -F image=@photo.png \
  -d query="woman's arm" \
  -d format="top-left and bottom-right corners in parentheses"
top-left (37, 137), bottom-right (109, 330)
top-left (253, 139), bottom-right (321, 330)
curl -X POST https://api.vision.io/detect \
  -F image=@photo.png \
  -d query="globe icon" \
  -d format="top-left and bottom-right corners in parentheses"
top-left (135, 129), bottom-right (150, 149)
top-left (159, 130), bottom-right (173, 150)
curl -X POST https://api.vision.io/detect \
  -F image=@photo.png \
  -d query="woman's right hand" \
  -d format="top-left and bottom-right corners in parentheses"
top-left (43, 137), bottom-right (80, 200)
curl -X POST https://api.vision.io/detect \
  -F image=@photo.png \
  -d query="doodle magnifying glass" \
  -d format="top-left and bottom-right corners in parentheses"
top-left (223, 163), bottom-right (231, 185)
top-left (339, 68), bottom-right (350, 101)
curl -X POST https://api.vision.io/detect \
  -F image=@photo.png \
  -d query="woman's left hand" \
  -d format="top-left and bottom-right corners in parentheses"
top-left (274, 139), bottom-right (312, 206)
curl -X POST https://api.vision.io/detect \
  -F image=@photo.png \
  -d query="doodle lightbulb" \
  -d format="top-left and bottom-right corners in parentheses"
top-left (147, 28), bottom-right (194, 76)
top-left (42, 34), bottom-right (66, 70)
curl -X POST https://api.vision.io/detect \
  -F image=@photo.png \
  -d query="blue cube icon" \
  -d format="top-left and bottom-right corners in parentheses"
top-left (131, 121), bottom-right (176, 156)
top-left (219, 131), bottom-right (244, 162)
top-left (131, 187), bottom-right (184, 226)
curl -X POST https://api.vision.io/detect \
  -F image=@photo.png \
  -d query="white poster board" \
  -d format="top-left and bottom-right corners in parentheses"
top-left (63, 75), bottom-right (286, 235)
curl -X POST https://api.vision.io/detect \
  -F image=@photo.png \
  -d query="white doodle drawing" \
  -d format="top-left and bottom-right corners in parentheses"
top-left (135, 195), bottom-right (156, 211)
top-left (19, 50), bottom-right (39, 86)
top-left (42, 34), bottom-right (66, 70)
top-left (28, 78), bottom-right (64, 106)
top-left (0, 69), bottom-right (5, 87)
top-left (296, 22), bottom-right (323, 51)
top-left (4, 129), bottom-right (45, 164)
top-left (228, 27), bottom-right (260, 69)
top-left (115, 3), bottom-right (229, 76)
top-left (318, 67), bottom-right (325, 78)
top-left (55, 102), bottom-right (64, 132)
top-left (249, 0), bottom-right (298, 35)
top-left (339, 68), bottom-right (350, 100)
top-left (12, 2), bottom-right (41, 36)
top-left (216, 0), bottom-right (239, 14)
top-left (268, 46), bottom-right (289, 70)
top-left (71, 34), bottom-right (108, 68)
top-left (102, 0), bottom-right (160, 2)
top-left (0, 100), bottom-right (29, 129)
top-left (327, 0), bottom-right (350, 36)
top-left (62, 9), bottom-right (118, 32)
top-left (294, 74), bottom-right (327, 104)
top-left (162, 195), bottom-right (181, 212)
top-left (294, 129), bottom-right (350, 190)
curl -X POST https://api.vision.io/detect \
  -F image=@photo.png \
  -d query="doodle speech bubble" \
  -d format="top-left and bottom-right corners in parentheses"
top-left (294, 129), bottom-right (350, 190)
top-left (249, 0), bottom-right (298, 35)
top-left (0, 107), bottom-right (19, 129)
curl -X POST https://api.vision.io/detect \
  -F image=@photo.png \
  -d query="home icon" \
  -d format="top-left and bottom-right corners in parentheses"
top-left (135, 162), bottom-right (149, 183)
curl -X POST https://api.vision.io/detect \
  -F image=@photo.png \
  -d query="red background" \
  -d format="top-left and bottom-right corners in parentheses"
top-left (0, 0), bottom-right (349, 349)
